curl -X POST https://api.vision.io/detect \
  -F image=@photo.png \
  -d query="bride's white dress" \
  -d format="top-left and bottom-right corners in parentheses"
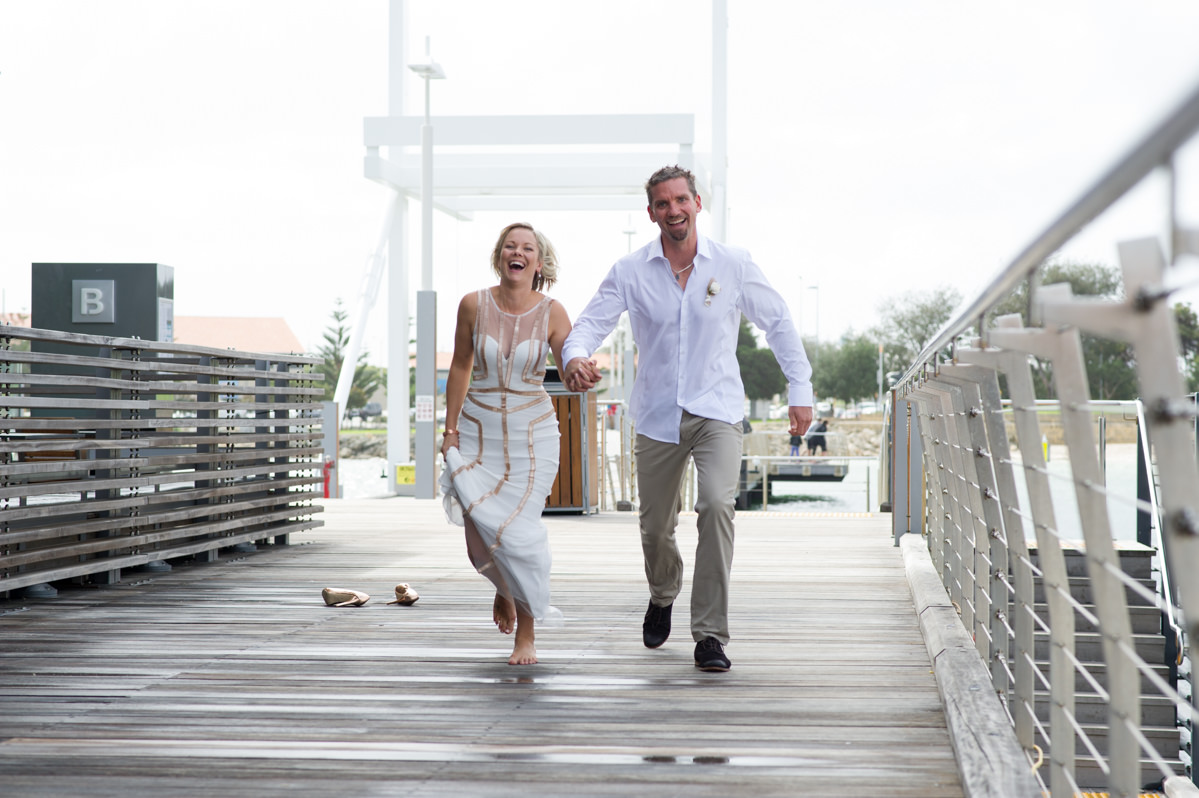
top-left (440, 289), bottom-right (563, 623)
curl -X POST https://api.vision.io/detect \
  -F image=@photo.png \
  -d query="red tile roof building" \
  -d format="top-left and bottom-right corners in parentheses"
top-left (3, 313), bottom-right (304, 355)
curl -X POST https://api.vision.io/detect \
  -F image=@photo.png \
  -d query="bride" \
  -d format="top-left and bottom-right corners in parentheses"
top-left (439, 222), bottom-right (573, 665)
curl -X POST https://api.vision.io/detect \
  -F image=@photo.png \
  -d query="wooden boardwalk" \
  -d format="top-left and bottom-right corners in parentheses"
top-left (0, 499), bottom-right (964, 797)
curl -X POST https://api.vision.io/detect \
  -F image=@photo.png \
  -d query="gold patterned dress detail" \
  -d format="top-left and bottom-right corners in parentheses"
top-left (440, 289), bottom-right (562, 623)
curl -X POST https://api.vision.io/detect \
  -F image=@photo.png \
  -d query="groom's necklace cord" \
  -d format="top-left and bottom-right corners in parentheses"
top-left (672, 261), bottom-right (695, 282)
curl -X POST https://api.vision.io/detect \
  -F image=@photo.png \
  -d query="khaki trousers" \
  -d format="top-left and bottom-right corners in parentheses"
top-left (634, 411), bottom-right (742, 645)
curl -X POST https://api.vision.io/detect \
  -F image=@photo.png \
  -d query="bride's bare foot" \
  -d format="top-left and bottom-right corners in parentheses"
top-left (509, 639), bottom-right (537, 665)
top-left (509, 607), bottom-right (537, 665)
top-left (493, 593), bottom-right (516, 635)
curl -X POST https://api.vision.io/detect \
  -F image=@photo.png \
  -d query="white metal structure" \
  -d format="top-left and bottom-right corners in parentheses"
top-left (338, 0), bottom-right (730, 497)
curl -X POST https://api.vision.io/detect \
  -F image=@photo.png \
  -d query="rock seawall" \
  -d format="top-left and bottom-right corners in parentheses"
top-left (744, 420), bottom-right (883, 459)
top-left (340, 434), bottom-right (388, 459)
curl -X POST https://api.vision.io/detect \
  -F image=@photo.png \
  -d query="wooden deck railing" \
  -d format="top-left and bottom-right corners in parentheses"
top-left (1, 325), bottom-right (325, 597)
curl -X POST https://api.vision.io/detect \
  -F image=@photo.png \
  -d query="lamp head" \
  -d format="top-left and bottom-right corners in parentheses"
top-left (408, 61), bottom-right (446, 80)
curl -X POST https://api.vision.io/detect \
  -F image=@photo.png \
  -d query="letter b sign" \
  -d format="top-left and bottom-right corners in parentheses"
top-left (72, 280), bottom-right (116, 323)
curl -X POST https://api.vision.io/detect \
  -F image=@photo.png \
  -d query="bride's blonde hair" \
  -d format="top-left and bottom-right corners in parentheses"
top-left (491, 222), bottom-right (558, 291)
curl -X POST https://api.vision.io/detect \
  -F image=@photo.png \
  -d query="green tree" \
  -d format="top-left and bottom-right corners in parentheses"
top-left (349, 363), bottom-right (386, 411)
top-left (315, 300), bottom-right (351, 402)
top-left (1174, 302), bottom-right (1199, 392)
top-left (991, 260), bottom-right (1123, 323)
top-left (1087, 337), bottom-right (1138, 400)
top-left (990, 261), bottom-right (1135, 399)
top-left (316, 299), bottom-right (386, 414)
top-left (812, 333), bottom-right (880, 406)
top-left (872, 286), bottom-right (961, 376)
top-left (736, 317), bottom-right (787, 402)
top-left (737, 318), bottom-right (757, 350)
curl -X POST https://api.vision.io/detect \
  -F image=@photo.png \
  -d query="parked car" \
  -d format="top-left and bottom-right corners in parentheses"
top-left (348, 402), bottom-right (383, 420)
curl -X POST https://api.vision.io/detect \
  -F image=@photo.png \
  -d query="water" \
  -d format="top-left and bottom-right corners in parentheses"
top-left (334, 453), bottom-right (874, 509)
top-left (777, 444), bottom-right (1141, 540)
top-left (1010, 443), bottom-right (1140, 542)
top-left (749, 460), bottom-right (879, 513)
top-left (746, 444), bottom-right (1143, 542)
top-left (336, 444), bottom-right (1144, 544)
top-left (336, 457), bottom-right (391, 499)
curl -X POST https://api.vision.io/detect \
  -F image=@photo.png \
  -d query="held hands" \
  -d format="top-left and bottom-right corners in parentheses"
top-left (563, 357), bottom-right (601, 392)
top-left (788, 406), bottom-right (813, 437)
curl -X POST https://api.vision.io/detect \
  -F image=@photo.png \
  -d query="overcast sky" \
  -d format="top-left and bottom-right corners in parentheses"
top-left (4, 1), bottom-right (1199, 362)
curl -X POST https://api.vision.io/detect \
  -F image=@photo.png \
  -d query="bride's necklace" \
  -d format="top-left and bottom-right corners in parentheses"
top-left (671, 261), bottom-right (695, 282)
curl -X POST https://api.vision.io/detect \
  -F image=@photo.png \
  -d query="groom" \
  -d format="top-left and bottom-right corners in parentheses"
top-left (562, 165), bottom-right (812, 672)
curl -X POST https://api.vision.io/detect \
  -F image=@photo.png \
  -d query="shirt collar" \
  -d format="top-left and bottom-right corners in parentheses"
top-left (647, 232), bottom-right (710, 265)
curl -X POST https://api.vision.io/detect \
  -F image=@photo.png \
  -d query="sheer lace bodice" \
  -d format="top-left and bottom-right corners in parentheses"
top-left (471, 289), bottom-right (554, 393)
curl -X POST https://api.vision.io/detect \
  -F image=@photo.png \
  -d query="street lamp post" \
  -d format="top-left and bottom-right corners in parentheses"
top-left (807, 284), bottom-right (820, 367)
top-left (877, 342), bottom-right (884, 403)
top-left (409, 39), bottom-right (445, 499)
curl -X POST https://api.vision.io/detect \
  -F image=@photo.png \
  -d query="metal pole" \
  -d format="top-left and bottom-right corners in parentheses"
top-left (710, 0), bottom-right (728, 243)
top-left (1097, 413), bottom-right (1107, 486)
top-left (414, 79), bottom-right (437, 498)
top-left (415, 290), bottom-right (437, 498)
top-left (386, 0), bottom-right (410, 492)
top-left (866, 464), bottom-right (871, 512)
top-left (761, 461), bottom-right (768, 509)
top-left (420, 82), bottom-right (433, 292)
top-left (877, 342), bottom-right (884, 402)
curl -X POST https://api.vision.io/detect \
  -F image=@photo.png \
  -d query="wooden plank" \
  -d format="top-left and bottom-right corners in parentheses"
top-left (548, 396), bottom-right (563, 505)
top-left (0, 496), bottom-right (322, 561)
top-left (0, 517), bottom-right (322, 592)
top-left (0, 444), bottom-right (322, 472)
top-left (901, 534), bottom-right (1039, 796)
top-left (549, 394), bottom-right (584, 509)
top-left (1, 396), bottom-right (322, 413)
top-left (0, 370), bottom-right (320, 393)
top-left (2, 416), bottom-right (320, 431)
top-left (0, 457), bottom-right (321, 501)
top-left (0, 502), bottom-right (965, 797)
top-left (0, 476), bottom-right (319, 526)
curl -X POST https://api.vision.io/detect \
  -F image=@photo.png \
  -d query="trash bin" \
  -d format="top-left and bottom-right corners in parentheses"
top-left (545, 372), bottom-right (599, 514)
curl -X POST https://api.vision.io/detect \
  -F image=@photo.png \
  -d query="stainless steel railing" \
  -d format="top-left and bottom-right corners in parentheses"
top-left (886, 74), bottom-right (1199, 797)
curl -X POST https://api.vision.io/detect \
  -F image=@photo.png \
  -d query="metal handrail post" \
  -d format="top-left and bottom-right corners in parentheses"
top-left (940, 366), bottom-right (1019, 717)
top-left (909, 386), bottom-right (963, 619)
top-left (987, 320), bottom-right (1079, 793)
top-left (956, 349), bottom-right (1042, 759)
top-left (931, 374), bottom-right (998, 666)
top-left (1035, 289), bottom-right (1139, 797)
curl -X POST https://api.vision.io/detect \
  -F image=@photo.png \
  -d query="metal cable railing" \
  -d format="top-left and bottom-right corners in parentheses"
top-left (886, 73), bottom-right (1199, 797)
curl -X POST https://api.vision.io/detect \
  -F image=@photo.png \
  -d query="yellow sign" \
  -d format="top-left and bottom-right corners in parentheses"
top-left (395, 464), bottom-right (416, 485)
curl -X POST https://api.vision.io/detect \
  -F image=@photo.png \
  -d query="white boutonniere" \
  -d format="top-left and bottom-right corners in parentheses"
top-left (704, 278), bottom-right (721, 307)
